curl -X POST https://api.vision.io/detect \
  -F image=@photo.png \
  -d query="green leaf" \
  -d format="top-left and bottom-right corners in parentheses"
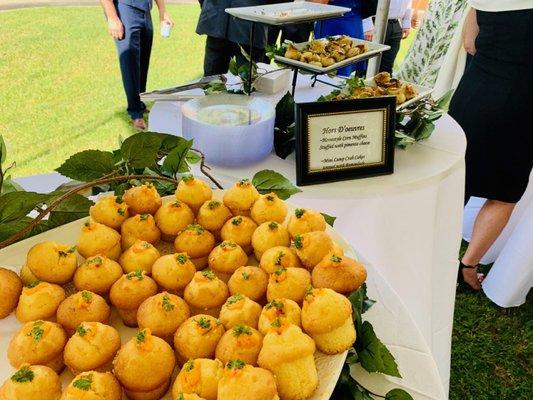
top-left (356, 320), bottom-right (401, 378)
top-left (436, 89), bottom-right (454, 112)
top-left (332, 364), bottom-right (356, 399)
top-left (185, 150), bottom-right (202, 165)
top-left (275, 92), bottom-right (295, 129)
top-left (0, 191), bottom-right (49, 223)
top-left (386, 389), bottom-right (414, 400)
top-left (0, 135), bottom-right (6, 164)
top-left (353, 387), bottom-right (374, 400)
top-left (414, 120), bottom-right (435, 141)
top-left (162, 138), bottom-right (193, 176)
top-left (121, 133), bottom-right (162, 168)
top-left (0, 217), bottom-right (33, 241)
top-left (321, 212), bottom-right (336, 227)
top-left (252, 170), bottom-right (301, 200)
top-left (56, 150), bottom-right (115, 182)
top-left (229, 57), bottom-right (238, 76)
top-left (47, 193), bottom-right (93, 226)
top-left (1, 176), bottom-right (23, 194)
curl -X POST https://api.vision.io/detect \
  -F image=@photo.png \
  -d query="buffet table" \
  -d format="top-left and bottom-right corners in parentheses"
top-left (148, 72), bottom-right (466, 395)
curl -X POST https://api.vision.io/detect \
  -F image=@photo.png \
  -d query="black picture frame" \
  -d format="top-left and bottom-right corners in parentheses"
top-left (295, 96), bottom-right (396, 186)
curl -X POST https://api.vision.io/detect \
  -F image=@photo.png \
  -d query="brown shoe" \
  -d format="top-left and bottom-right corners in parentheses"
top-left (133, 118), bottom-right (147, 130)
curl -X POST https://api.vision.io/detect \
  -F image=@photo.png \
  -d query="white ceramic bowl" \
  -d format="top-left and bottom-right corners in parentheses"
top-left (181, 94), bottom-right (275, 166)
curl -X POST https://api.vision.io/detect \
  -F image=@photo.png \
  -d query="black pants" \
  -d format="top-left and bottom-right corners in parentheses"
top-left (203, 36), bottom-right (265, 76)
top-left (115, 2), bottom-right (152, 120)
top-left (379, 20), bottom-right (402, 74)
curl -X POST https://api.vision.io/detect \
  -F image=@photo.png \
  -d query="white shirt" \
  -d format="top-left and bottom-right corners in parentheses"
top-left (469, 0), bottom-right (533, 11)
top-left (363, 0), bottom-right (413, 32)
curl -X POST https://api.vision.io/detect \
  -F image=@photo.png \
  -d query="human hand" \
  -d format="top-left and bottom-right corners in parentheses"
top-left (108, 17), bottom-right (124, 40)
top-left (402, 28), bottom-right (410, 39)
top-left (160, 11), bottom-right (174, 28)
top-left (364, 29), bottom-right (373, 41)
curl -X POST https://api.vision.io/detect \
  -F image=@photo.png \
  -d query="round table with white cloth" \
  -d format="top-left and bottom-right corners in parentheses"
top-left (148, 72), bottom-right (466, 396)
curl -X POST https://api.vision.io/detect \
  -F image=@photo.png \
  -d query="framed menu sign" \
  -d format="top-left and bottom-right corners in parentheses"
top-left (295, 96), bottom-right (396, 186)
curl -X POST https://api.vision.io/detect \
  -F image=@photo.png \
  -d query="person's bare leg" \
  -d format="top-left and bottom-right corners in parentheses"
top-left (461, 199), bottom-right (516, 289)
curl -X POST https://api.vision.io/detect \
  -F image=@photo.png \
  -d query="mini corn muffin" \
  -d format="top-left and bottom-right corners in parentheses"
top-left (173, 315), bottom-right (225, 365)
top-left (258, 299), bottom-right (301, 335)
top-left (8, 320), bottom-right (67, 373)
top-left (183, 270), bottom-right (229, 316)
top-left (25, 241), bottom-right (77, 284)
top-left (113, 329), bottom-right (176, 396)
top-left (251, 221), bottom-right (290, 261)
top-left (258, 323), bottom-right (317, 400)
top-left (220, 216), bottom-right (258, 255)
top-left (121, 214), bottom-right (161, 250)
top-left (154, 200), bottom-right (195, 242)
top-left (292, 231), bottom-right (343, 270)
top-left (302, 288), bottom-right (356, 354)
top-left (222, 179), bottom-right (259, 217)
top-left (61, 371), bottom-right (122, 400)
top-left (174, 224), bottom-right (215, 269)
top-left (312, 254), bottom-right (367, 294)
top-left (215, 325), bottom-right (263, 365)
top-left (287, 208), bottom-right (326, 238)
top-left (207, 241), bottom-right (248, 282)
top-left (219, 294), bottom-right (262, 330)
top-left (217, 361), bottom-right (279, 400)
top-left (118, 240), bottom-right (160, 274)
top-left (174, 394), bottom-right (206, 400)
top-left (124, 380), bottom-right (170, 400)
top-left (137, 292), bottom-right (190, 342)
top-left (64, 322), bottom-right (120, 374)
top-left (15, 281), bottom-right (65, 322)
top-left (109, 270), bottom-right (158, 327)
top-left (123, 183), bottom-right (162, 215)
top-left (259, 246), bottom-right (301, 274)
top-left (227, 266), bottom-right (268, 302)
top-left (250, 193), bottom-right (287, 225)
top-left (0, 365), bottom-right (62, 400)
top-left (56, 290), bottom-right (111, 336)
top-left (89, 194), bottom-right (129, 230)
top-left (78, 222), bottom-right (122, 261)
top-left (266, 267), bottom-right (311, 304)
top-left (73, 255), bottom-right (123, 295)
top-left (196, 199), bottom-right (232, 239)
top-left (19, 264), bottom-right (39, 286)
top-left (175, 175), bottom-right (213, 213)
top-left (0, 267), bottom-right (23, 319)
top-left (171, 358), bottom-right (223, 400)
top-left (151, 253), bottom-right (196, 294)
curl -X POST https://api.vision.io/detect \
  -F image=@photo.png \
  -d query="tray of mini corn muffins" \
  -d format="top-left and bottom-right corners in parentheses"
top-left (0, 177), bottom-right (368, 400)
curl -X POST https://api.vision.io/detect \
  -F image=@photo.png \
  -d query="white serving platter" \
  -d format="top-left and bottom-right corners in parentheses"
top-left (274, 37), bottom-right (390, 74)
top-left (225, 1), bottom-right (350, 26)
top-left (0, 193), bottom-right (351, 400)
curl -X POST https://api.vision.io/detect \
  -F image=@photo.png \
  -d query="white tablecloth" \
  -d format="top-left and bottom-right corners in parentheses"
top-left (463, 169), bottom-right (533, 308)
top-left (148, 73), bottom-right (466, 395)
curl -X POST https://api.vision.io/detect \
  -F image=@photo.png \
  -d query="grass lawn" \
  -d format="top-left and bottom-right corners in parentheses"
top-left (1, 7), bottom-right (532, 399)
top-left (0, 5), bottom-right (204, 178)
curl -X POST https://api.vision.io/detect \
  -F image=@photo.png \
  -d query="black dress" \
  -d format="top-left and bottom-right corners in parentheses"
top-left (449, 9), bottom-right (533, 203)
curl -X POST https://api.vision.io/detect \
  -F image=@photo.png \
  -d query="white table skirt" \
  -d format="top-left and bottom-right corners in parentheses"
top-left (463, 169), bottom-right (533, 308)
top-left (148, 72), bottom-right (466, 395)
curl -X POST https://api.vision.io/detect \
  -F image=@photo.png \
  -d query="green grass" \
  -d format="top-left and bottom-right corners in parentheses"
top-left (0, 5), bottom-right (204, 178)
top-left (450, 242), bottom-right (533, 399)
top-left (1, 7), bottom-right (532, 398)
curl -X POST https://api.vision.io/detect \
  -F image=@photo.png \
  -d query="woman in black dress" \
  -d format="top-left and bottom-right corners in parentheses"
top-left (449, 4), bottom-right (533, 290)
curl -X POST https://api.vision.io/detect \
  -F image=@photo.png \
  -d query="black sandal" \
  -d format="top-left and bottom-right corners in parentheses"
top-left (457, 262), bottom-right (484, 292)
